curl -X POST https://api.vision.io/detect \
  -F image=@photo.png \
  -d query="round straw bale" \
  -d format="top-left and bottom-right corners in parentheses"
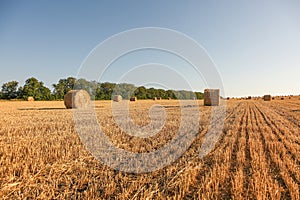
top-left (64, 90), bottom-right (91, 109)
top-left (27, 96), bottom-right (34, 101)
top-left (130, 97), bottom-right (137, 101)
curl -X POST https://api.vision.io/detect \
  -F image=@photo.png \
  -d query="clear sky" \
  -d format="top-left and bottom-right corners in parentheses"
top-left (0, 0), bottom-right (299, 97)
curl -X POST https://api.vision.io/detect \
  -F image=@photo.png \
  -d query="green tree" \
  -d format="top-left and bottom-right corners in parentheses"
top-left (22, 77), bottom-right (51, 100)
top-left (195, 92), bottom-right (204, 99)
top-left (1, 81), bottom-right (19, 99)
top-left (166, 90), bottom-right (176, 99)
top-left (134, 86), bottom-right (147, 99)
top-left (113, 83), bottom-right (136, 99)
top-left (95, 82), bottom-right (116, 100)
top-left (52, 77), bottom-right (77, 99)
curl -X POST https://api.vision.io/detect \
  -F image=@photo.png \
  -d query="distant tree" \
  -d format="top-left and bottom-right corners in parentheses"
top-left (157, 89), bottom-right (166, 99)
top-left (95, 82), bottom-right (116, 100)
top-left (52, 77), bottom-right (77, 99)
top-left (17, 86), bottom-right (23, 99)
top-left (134, 86), bottom-right (147, 99)
top-left (1, 76), bottom-right (204, 101)
top-left (1, 81), bottom-right (19, 99)
top-left (113, 83), bottom-right (136, 99)
top-left (166, 90), bottom-right (176, 99)
top-left (195, 92), bottom-right (204, 99)
top-left (66, 77), bottom-right (76, 90)
top-left (21, 77), bottom-right (51, 100)
top-left (147, 87), bottom-right (156, 99)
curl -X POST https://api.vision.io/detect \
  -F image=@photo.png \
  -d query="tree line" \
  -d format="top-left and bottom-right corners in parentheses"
top-left (0, 77), bottom-right (204, 100)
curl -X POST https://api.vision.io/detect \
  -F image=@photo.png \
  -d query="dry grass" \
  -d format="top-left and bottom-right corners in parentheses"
top-left (0, 99), bottom-right (299, 199)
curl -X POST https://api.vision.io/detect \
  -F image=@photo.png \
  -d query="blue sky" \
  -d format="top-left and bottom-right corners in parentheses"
top-left (0, 0), bottom-right (299, 97)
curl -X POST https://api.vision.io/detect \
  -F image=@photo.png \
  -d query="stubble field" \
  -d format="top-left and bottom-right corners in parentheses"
top-left (0, 98), bottom-right (299, 199)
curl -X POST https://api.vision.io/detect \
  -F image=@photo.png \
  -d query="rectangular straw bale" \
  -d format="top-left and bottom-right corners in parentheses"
top-left (263, 95), bottom-right (271, 101)
top-left (113, 95), bottom-right (122, 102)
top-left (204, 89), bottom-right (220, 106)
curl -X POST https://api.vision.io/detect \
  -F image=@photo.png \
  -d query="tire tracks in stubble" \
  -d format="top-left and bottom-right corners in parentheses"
top-left (204, 102), bottom-right (248, 199)
top-left (252, 102), bottom-right (297, 199)
top-left (254, 102), bottom-right (300, 188)
top-left (182, 102), bottom-right (246, 199)
top-left (243, 103), bottom-right (253, 198)
top-left (279, 100), bottom-right (300, 107)
top-left (254, 102), bottom-right (300, 163)
top-left (228, 101), bottom-right (253, 199)
top-left (201, 101), bottom-right (243, 160)
top-left (161, 101), bottom-right (241, 199)
top-left (214, 102), bottom-right (249, 199)
top-left (265, 102), bottom-right (300, 129)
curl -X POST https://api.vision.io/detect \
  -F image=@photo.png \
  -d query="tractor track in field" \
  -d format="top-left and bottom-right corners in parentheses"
top-left (279, 101), bottom-right (300, 107)
top-left (254, 103), bottom-right (300, 186)
top-left (183, 102), bottom-right (247, 199)
top-left (218, 103), bottom-right (248, 199)
top-left (252, 103), bottom-right (291, 199)
top-left (255, 102), bottom-right (300, 161)
top-left (243, 103), bottom-right (253, 198)
top-left (266, 103), bottom-right (300, 129)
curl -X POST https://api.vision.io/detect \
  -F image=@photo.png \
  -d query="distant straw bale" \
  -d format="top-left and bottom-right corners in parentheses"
top-left (113, 95), bottom-right (122, 102)
top-left (64, 90), bottom-right (91, 109)
top-left (263, 95), bottom-right (271, 101)
top-left (204, 89), bottom-right (220, 106)
top-left (130, 97), bottom-right (137, 101)
top-left (27, 96), bottom-right (34, 101)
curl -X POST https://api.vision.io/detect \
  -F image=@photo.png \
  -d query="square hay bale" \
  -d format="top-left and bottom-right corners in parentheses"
top-left (153, 97), bottom-right (157, 100)
top-left (263, 95), bottom-right (271, 101)
top-left (204, 89), bottom-right (220, 106)
top-left (113, 95), bottom-right (122, 102)
top-left (130, 97), bottom-right (137, 101)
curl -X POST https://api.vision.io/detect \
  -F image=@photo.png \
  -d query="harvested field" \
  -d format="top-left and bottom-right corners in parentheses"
top-left (0, 99), bottom-right (299, 199)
